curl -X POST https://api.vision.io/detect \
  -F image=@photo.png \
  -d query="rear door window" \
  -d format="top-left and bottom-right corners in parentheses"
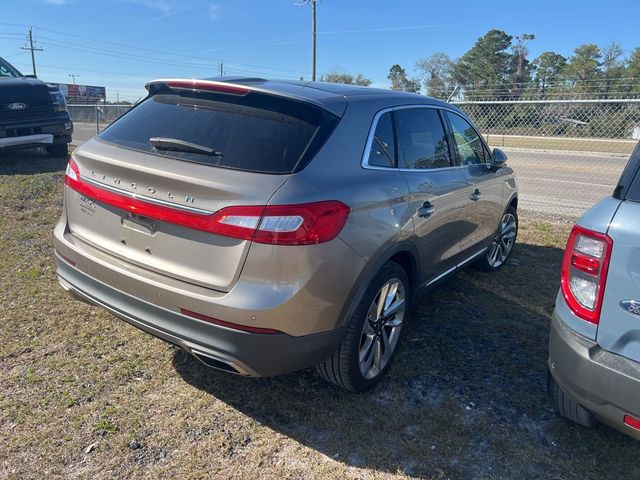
top-left (394, 108), bottom-right (452, 170)
top-left (98, 91), bottom-right (338, 174)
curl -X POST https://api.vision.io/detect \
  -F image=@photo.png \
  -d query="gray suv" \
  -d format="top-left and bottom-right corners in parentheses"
top-left (54, 78), bottom-right (518, 392)
top-left (549, 143), bottom-right (640, 439)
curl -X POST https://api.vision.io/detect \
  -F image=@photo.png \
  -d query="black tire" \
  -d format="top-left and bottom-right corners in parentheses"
top-left (475, 205), bottom-right (518, 272)
top-left (548, 370), bottom-right (594, 427)
top-left (316, 261), bottom-right (409, 393)
top-left (46, 144), bottom-right (69, 157)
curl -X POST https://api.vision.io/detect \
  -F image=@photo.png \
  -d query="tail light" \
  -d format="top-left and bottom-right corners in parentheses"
top-left (560, 225), bottom-right (613, 325)
top-left (216, 202), bottom-right (350, 245)
top-left (65, 155), bottom-right (80, 182)
top-left (64, 156), bottom-right (349, 245)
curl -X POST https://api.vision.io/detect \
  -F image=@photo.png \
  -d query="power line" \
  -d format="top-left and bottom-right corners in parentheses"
top-left (1, 22), bottom-right (312, 76)
top-left (36, 35), bottom-right (308, 77)
top-left (9, 61), bottom-right (149, 78)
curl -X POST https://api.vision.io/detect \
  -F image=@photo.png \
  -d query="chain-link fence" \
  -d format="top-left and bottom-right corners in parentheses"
top-left (454, 99), bottom-right (640, 217)
top-left (68, 99), bottom-right (640, 218)
top-left (68, 104), bottom-right (132, 135)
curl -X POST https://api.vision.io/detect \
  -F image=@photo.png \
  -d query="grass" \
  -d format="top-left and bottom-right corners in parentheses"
top-left (485, 134), bottom-right (637, 155)
top-left (1, 149), bottom-right (639, 479)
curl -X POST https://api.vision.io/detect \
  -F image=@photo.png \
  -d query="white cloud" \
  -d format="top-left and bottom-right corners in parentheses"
top-left (208, 3), bottom-right (220, 21)
top-left (124, 0), bottom-right (219, 22)
top-left (129, 0), bottom-right (172, 14)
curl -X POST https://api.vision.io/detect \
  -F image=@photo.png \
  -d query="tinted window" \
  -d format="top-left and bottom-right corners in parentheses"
top-left (99, 91), bottom-right (337, 174)
top-left (614, 142), bottom-right (640, 202)
top-left (367, 112), bottom-right (396, 167)
top-left (628, 173), bottom-right (640, 202)
top-left (395, 108), bottom-right (451, 170)
top-left (446, 112), bottom-right (488, 165)
top-left (0, 58), bottom-right (21, 79)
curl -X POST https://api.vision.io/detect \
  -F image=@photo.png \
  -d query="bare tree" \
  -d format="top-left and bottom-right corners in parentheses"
top-left (602, 42), bottom-right (624, 95)
top-left (416, 53), bottom-right (455, 98)
top-left (511, 33), bottom-right (535, 95)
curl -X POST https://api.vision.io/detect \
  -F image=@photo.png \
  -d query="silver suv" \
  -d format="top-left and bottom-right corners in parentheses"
top-left (549, 144), bottom-right (640, 439)
top-left (54, 78), bottom-right (518, 392)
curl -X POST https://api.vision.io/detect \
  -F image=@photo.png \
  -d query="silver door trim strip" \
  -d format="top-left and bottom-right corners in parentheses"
top-left (81, 176), bottom-right (213, 215)
top-left (422, 247), bottom-right (488, 288)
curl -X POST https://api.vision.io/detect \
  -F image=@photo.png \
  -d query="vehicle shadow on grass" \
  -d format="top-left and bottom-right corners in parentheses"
top-left (172, 242), bottom-right (640, 479)
top-left (0, 148), bottom-right (67, 175)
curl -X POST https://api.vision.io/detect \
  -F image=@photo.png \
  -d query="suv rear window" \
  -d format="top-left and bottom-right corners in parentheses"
top-left (98, 91), bottom-right (338, 174)
top-left (614, 142), bottom-right (640, 202)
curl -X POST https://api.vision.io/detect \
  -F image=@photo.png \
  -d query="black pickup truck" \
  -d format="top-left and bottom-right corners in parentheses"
top-left (0, 56), bottom-right (73, 156)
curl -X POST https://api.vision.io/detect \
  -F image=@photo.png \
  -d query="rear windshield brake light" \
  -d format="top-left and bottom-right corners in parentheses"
top-left (165, 80), bottom-right (249, 96)
top-left (65, 156), bottom-right (349, 245)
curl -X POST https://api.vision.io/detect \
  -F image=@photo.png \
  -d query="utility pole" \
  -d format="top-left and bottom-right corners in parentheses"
top-left (219, 62), bottom-right (224, 76)
top-left (311, 0), bottom-right (316, 81)
top-left (21, 28), bottom-right (43, 78)
top-left (68, 73), bottom-right (79, 85)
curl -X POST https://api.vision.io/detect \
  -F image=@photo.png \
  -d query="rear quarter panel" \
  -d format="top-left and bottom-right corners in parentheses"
top-left (267, 97), bottom-right (415, 328)
top-left (597, 200), bottom-right (640, 362)
top-left (269, 97), bottom-right (415, 263)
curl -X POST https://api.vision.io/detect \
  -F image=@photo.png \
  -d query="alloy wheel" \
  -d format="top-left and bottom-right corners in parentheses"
top-left (358, 278), bottom-right (406, 379)
top-left (487, 212), bottom-right (517, 268)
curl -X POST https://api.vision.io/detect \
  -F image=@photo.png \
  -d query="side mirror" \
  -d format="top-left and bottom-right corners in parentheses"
top-left (490, 148), bottom-right (508, 168)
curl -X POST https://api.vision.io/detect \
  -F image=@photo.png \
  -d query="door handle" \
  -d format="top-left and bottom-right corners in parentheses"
top-left (470, 189), bottom-right (481, 201)
top-left (418, 201), bottom-right (435, 218)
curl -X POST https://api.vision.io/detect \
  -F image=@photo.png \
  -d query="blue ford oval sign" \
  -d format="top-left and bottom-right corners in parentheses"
top-left (620, 300), bottom-right (640, 317)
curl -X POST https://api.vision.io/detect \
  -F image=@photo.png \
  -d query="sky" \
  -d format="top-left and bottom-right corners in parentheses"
top-left (1, 0), bottom-right (639, 102)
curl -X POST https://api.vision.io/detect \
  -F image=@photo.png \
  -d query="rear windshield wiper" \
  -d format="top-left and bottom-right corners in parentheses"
top-left (149, 137), bottom-right (223, 156)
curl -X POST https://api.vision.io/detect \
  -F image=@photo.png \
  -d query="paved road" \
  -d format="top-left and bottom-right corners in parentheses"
top-left (505, 149), bottom-right (627, 216)
top-left (71, 123), bottom-right (630, 218)
top-left (73, 122), bottom-right (101, 145)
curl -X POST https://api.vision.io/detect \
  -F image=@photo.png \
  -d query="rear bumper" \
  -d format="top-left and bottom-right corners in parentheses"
top-left (56, 255), bottom-right (345, 376)
top-left (549, 313), bottom-right (640, 440)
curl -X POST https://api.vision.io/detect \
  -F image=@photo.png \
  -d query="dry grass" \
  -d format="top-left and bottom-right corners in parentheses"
top-left (1, 149), bottom-right (639, 479)
top-left (485, 134), bottom-right (636, 155)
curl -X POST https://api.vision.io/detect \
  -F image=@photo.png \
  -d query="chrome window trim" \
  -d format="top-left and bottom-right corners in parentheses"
top-left (361, 104), bottom-right (495, 172)
top-left (81, 176), bottom-right (213, 215)
top-left (361, 104), bottom-right (470, 173)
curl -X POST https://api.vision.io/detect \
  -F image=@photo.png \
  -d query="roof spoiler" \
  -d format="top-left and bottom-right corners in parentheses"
top-left (145, 78), bottom-right (346, 117)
